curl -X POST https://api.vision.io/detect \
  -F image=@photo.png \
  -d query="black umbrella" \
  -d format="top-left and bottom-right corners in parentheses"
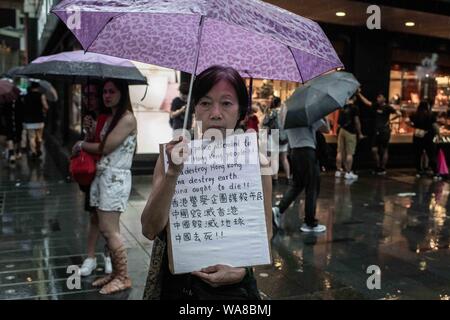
top-left (2, 66), bottom-right (25, 79)
top-left (17, 50), bottom-right (147, 85)
top-left (284, 71), bottom-right (360, 128)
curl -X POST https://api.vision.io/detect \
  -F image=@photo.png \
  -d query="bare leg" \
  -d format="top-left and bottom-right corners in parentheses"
top-left (336, 151), bottom-right (343, 172)
top-left (372, 147), bottom-right (380, 169)
top-left (94, 210), bottom-right (131, 294)
top-left (87, 212), bottom-right (100, 258)
top-left (98, 210), bottom-right (122, 251)
top-left (270, 151), bottom-right (279, 181)
top-left (421, 151), bottom-right (429, 171)
top-left (280, 152), bottom-right (291, 179)
top-left (345, 154), bottom-right (354, 173)
top-left (381, 148), bottom-right (389, 169)
top-left (28, 129), bottom-right (37, 154)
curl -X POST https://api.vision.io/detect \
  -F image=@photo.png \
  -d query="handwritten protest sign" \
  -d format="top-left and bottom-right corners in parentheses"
top-left (163, 132), bottom-right (271, 274)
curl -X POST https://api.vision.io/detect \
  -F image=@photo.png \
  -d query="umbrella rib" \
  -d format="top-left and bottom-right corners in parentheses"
top-left (288, 46), bottom-right (304, 83)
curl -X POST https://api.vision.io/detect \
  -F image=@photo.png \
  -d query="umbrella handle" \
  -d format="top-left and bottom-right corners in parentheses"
top-left (183, 16), bottom-right (205, 133)
top-left (248, 77), bottom-right (253, 113)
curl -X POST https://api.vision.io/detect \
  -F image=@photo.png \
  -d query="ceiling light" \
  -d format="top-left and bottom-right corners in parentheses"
top-left (405, 21), bottom-right (415, 27)
top-left (336, 12), bottom-right (346, 17)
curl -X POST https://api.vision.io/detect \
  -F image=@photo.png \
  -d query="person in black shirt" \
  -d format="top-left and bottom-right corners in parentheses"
top-left (358, 91), bottom-right (401, 175)
top-left (170, 82), bottom-right (191, 131)
top-left (409, 100), bottom-right (440, 178)
top-left (3, 96), bottom-right (24, 164)
top-left (23, 82), bottom-right (49, 158)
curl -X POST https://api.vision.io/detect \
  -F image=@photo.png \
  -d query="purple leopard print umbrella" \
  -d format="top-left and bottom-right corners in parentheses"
top-left (52, 0), bottom-right (343, 128)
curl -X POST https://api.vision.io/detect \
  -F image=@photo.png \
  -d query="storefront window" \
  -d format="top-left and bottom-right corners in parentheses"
top-left (435, 76), bottom-right (450, 108)
top-left (388, 65), bottom-right (450, 138)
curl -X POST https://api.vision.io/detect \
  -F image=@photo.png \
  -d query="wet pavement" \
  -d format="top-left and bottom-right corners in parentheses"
top-left (0, 148), bottom-right (152, 300)
top-left (1, 146), bottom-right (450, 300)
top-left (261, 171), bottom-right (450, 300)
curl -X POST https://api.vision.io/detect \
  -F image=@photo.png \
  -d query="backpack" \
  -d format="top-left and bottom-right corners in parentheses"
top-left (264, 109), bottom-right (288, 145)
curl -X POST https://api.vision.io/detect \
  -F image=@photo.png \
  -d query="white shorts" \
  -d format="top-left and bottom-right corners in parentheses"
top-left (90, 167), bottom-right (132, 213)
top-left (24, 123), bottom-right (44, 130)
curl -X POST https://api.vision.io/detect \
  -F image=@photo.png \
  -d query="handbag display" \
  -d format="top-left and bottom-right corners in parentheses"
top-left (70, 150), bottom-right (96, 186)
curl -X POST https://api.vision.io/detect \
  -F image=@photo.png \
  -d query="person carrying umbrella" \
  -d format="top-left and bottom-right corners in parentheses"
top-left (273, 71), bottom-right (360, 231)
top-left (0, 80), bottom-right (23, 164)
top-left (141, 65), bottom-right (272, 299)
top-left (23, 81), bottom-right (49, 159)
top-left (271, 118), bottom-right (329, 232)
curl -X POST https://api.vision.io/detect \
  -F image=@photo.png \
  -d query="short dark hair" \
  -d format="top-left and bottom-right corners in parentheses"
top-left (270, 96), bottom-right (281, 109)
top-left (417, 100), bottom-right (430, 113)
top-left (179, 82), bottom-right (190, 95)
top-left (30, 81), bottom-right (40, 89)
top-left (191, 65), bottom-right (248, 124)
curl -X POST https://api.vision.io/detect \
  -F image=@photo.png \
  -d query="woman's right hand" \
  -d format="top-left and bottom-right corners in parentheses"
top-left (165, 136), bottom-right (189, 177)
top-left (71, 140), bottom-right (83, 156)
top-left (82, 115), bottom-right (96, 139)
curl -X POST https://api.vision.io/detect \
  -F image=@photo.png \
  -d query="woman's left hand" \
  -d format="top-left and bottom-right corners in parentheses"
top-left (192, 265), bottom-right (246, 287)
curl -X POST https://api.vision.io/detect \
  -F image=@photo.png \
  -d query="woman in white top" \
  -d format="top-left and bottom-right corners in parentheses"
top-left (73, 79), bottom-right (137, 295)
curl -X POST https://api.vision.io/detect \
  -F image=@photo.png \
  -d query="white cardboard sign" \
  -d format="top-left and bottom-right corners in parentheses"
top-left (163, 132), bottom-right (271, 274)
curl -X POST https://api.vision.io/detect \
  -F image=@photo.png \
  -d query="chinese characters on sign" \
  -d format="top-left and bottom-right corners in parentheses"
top-left (164, 132), bottom-right (271, 274)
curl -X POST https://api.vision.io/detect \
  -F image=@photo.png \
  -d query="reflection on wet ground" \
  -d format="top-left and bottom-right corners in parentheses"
top-left (260, 171), bottom-right (450, 300)
top-left (1, 148), bottom-right (450, 299)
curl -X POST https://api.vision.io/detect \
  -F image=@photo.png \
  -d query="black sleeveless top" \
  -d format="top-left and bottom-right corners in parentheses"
top-left (24, 91), bottom-right (45, 124)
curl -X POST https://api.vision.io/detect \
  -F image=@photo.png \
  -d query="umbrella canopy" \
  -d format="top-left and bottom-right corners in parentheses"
top-left (284, 71), bottom-right (360, 128)
top-left (0, 79), bottom-right (20, 104)
top-left (18, 50), bottom-right (147, 85)
top-left (51, 0), bottom-right (342, 83)
top-left (2, 66), bottom-right (25, 79)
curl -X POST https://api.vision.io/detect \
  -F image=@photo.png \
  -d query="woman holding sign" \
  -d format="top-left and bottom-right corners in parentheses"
top-left (142, 65), bottom-right (272, 300)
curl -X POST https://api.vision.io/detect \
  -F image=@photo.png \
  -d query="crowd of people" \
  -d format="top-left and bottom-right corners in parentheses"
top-left (0, 81), bottom-right (49, 164)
